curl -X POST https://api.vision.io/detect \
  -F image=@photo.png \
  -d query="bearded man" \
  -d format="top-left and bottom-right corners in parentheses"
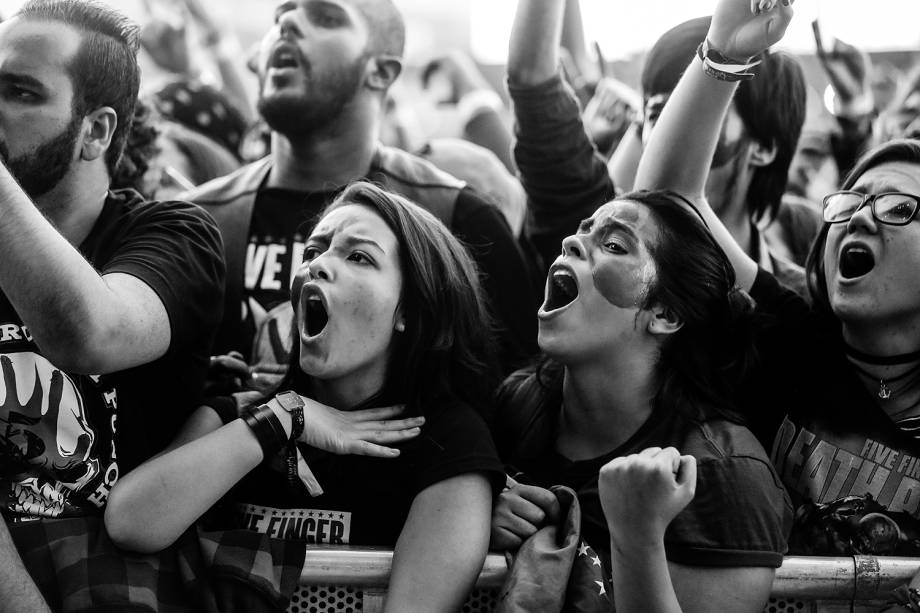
top-left (186, 0), bottom-right (537, 383)
top-left (0, 1), bottom-right (224, 610)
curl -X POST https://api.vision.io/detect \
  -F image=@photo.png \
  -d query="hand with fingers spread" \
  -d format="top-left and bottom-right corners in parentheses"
top-left (490, 477), bottom-right (561, 551)
top-left (708, 0), bottom-right (794, 62)
top-left (599, 447), bottom-right (697, 548)
top-left (294, 396), bottom-right (425, 458)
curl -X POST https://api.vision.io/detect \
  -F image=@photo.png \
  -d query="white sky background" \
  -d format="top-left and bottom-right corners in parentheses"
top-left (470, 0), bottom-right (920, 63)
top-left (0, 0), bottom-right (915, 64)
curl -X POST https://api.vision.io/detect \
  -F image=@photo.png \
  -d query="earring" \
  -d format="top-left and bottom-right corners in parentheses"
top-left (395, 320), bottom-right (406, 332)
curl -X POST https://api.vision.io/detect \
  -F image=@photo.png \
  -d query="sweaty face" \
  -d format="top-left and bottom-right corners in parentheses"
top-left (294, 204), bottom-right (403, 385)
top-left (538, 200), bottom-right (659, 363)
top-left (0, 19), bottom-right (84, 198)
top-left (823, 161), bottom-right (920, 326)
top-left (257, 0), bottom-right (371, 136)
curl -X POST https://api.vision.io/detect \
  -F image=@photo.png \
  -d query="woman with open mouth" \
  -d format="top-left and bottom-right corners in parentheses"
top-left (638, 0), bottom-right (920, 562)
top-left (104, 182), bottom-right (505, 612)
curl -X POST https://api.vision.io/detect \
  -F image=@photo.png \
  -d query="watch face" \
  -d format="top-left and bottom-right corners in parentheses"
top-left (275, 390), bottom-right (305, 411)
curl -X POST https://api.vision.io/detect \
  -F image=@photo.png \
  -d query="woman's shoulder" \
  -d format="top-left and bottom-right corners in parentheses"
top-left (492, 361), bottom-right (563, 460)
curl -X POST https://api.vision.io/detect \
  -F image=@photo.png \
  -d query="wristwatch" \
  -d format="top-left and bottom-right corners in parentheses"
top-left (274, 390), bottom-right (305, 442)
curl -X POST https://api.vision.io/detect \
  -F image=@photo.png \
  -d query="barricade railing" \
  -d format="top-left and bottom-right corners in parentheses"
top-left (288, 548), bottom-right (920, 613)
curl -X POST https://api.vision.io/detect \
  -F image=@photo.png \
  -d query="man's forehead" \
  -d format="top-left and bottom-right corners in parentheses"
top-left (0, 18), bottom-right (81, 68)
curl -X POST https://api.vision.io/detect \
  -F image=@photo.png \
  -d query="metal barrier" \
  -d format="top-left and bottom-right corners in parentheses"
top-left (289, 548), bottom-right (920, 612)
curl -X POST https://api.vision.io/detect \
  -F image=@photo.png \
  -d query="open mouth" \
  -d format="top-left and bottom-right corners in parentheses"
top-left (269, 46), bottom-right (301, 70)
top-left (544, 266), bottom-right (579, 312)
top-left (839, 244), bottom-right (875, 280)
top-left (303, 292), bottom-right (329, 338)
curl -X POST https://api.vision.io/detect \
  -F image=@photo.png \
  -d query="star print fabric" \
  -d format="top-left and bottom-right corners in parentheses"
top-left (496, 486), bottom-right (612, 613)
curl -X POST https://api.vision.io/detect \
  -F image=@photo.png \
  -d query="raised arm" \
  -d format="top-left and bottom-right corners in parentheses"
top-left (508, 0), bottom-right (615, 274)
top-left (105, 398), bottom-right (424, 553)
top-left (634, 0), bottom-right (794, 291)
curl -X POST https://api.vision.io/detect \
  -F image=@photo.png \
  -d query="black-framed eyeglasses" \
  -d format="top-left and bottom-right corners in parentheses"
top-left (823, 191), bottom-right (920, 226)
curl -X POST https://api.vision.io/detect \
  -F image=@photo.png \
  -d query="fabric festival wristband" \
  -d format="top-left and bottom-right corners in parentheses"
top-left (242, 404), bottom-right (288, 456)
top-left (697, 41), bottom-right (761, 82)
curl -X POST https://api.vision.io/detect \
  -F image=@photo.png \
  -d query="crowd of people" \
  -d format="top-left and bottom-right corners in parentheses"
top-left (3, 0), bottom-right (920, 611)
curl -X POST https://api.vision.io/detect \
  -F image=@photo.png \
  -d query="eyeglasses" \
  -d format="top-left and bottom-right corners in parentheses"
top-left (823, 191), bottom-right (920, 226)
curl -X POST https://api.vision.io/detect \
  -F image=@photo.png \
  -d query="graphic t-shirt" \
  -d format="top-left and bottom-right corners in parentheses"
top-left (0, 190), bottom-right (224, 521)
top-left (206, 396), bottom-right (504, 546)
top-left (494, 364), bottom-right (792, 571)
top-left (746, 269), bottom-right (920, 555)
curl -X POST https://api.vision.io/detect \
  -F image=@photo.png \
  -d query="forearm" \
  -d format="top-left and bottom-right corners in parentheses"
top-left (508, 0), bottom-right (566, 85)
top-left (608, 122), bottom-right (643, 192)
top-left (633, 55), bottom-right (757, 290)
top-left (0, 166), bottom-right (168, 372)
top-left (385, 475), bottom-right (491, 613)
top-left (611, 539), bottom-right (682, 613)
top-left (510, 75), bottom-right (615, 271)
top-left (0, 520), bottom-right (50, 613)
top-left (105, 410), bottom-right (284, 553)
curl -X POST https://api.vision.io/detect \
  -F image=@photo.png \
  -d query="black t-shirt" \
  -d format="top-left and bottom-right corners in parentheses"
top-left (0, 189), bottom-right (224, 521)
top-left (745, 269), bottom-right (920, 555)
top-left (206, 396), bottom-right (504, 546)
top-left (494, 366), bottom-right (792, 570)
top-left (242, 184), bottom-right (537, 371)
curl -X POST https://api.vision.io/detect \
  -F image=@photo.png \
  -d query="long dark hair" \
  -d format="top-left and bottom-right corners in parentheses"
top-left (806, 138), bottom-right (920, 313)
top-left (536, 190), bottom-right (754, 421)
top-left (275, 181), bottom-right (498, 416)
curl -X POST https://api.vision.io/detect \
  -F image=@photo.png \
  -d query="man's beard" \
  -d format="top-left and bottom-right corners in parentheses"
top-left (0, 113), bottom-right (82, 199)
top-left (257, 56), bottom-right (367, 139)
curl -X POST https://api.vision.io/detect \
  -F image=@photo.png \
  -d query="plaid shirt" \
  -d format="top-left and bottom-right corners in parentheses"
top-left (9, 516), bottom-right (305, 612)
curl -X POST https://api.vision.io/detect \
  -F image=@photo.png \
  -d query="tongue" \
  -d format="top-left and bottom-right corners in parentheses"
top-left (840, 249), bottom-right (874, 279)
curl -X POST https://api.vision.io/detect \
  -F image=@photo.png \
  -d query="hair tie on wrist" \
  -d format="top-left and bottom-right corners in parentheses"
top-left (697, 40), bottom-right (761, 82)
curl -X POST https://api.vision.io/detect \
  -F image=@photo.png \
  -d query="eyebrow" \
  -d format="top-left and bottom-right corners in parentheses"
top-left (578, 217), bottom-right (639, 243)
top-left (0, 72), bottom-right (46, 92)
top-left (308, 232), bottom-right (386, 253)
top-left (274, 0), bottom-right (298, 21)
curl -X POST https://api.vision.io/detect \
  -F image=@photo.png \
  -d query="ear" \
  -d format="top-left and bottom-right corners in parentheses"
top-left (747, 138), bottom-right (777, 168)
top-left (646, 304), bottom-right (683, 337)
top-left (366, 55), bottom-right (402, 92)
top-left (393, 304), bottom-right (406, 333)
top-left (80, 107), bottom-right (117, 163)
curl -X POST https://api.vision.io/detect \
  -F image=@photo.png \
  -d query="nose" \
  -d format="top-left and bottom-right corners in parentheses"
top-left (561, 234), bottom-right (587, 259)
top-left (277, 7), bottom-right (305, 38)
top-left (845, 197), bottom-right (878, 235)
top-left (304, 249), bottom-right (334, 281)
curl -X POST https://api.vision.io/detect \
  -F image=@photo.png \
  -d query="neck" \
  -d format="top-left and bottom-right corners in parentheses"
top-left (310, 364), bottom-right (387, 411)
top-left (34, 163), bottom-right (109, 245)
top-left (558, 346), bottom-right (658, 460)
top-left (843, 318), bottom-right (920, 359)
top-left (267, 106), bottom-right (379, 192)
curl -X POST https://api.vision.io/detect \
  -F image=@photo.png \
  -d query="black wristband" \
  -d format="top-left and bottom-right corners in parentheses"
top-left (242, 404), bottom-right (288, 456)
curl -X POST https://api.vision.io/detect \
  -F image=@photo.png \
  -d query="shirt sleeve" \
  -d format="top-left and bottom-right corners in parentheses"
top-left (664, 455), bottom-right (793, 568)
top-left (401, 400), bottom-right (505, 499)
top-left (508, 72), bottom-right (617, 274)
top-left (99, 199), bottom-right (226, 355)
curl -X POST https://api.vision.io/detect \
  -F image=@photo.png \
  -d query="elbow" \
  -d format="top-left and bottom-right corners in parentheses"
top-left (104, 487), bottom-right (172, 554)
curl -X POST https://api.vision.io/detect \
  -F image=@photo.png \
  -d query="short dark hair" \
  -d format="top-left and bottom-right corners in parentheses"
top-left (281, 181), bottom-right (498, 415)
top-left (806, 138), bottom-right (920, 311)
top-left (353, 0), bottom-right (405, 58)
top-left (640, 16), bottom-right (806, 222)
top-left (16, 0), bottom-right (141, 177)
top-left (734, 50), bottom-right (807, 221)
